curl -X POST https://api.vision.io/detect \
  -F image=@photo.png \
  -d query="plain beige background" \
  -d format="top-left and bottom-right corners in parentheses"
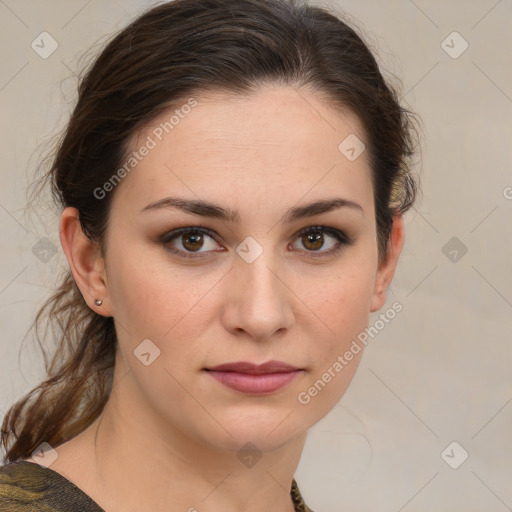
top-left (0, 1), bottom-right (511, 511)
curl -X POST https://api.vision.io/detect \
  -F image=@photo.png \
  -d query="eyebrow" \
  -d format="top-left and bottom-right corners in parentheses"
top-left (140, 196), bottom-right (363, 223)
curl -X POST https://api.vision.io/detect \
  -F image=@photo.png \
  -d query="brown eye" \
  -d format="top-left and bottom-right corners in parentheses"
top-left (182, 232), bottom-right (205, 252)
top-left (160, 227), bottom-right (222, 259)
top-left (292, 226), bottom-right (354, 256)
top-left (301, 232), bottom-right (324, 251)
top-left (160, 225), bottom-right (354, 260)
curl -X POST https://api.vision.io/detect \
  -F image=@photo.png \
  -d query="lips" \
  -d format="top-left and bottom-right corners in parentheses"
top-left (205, 360), bottom-right (300, 374)
top-left (204, 360), bottom-right (302, 394)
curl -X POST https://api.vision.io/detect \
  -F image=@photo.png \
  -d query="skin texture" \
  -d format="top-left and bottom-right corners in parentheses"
top-left (50, 85), bottom-right (404, 512)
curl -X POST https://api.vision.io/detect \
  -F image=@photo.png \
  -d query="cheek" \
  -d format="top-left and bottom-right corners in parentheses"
top-left (106, 244), bottom-right (195, 329)
top-left (315, 262), bottom-right (375, 338)
top-left (299, 259), bottom-right (374, 404)
top-left (106, 246), bottom-right (222, 374)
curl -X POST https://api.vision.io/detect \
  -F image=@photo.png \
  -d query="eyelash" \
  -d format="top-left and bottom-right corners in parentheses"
top-left (159, 225), bottom-right (354, 260)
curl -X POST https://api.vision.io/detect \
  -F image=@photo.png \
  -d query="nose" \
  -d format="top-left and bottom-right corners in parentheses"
top-left (220, 252), bottom-right (295, 341)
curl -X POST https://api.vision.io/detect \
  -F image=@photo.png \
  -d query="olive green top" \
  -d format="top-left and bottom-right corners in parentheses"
top-left (0, 460), bottom-right (315, 511)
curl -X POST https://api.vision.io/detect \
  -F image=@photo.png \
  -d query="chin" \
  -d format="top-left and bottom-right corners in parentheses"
top-left (197, 417), bottom-right (305, 455)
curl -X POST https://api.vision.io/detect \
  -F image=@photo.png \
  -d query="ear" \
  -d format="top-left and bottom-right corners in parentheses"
top-left (370, 213), bottom-right (405, 312)
top-left (59, 206), bottom-right (111, 317)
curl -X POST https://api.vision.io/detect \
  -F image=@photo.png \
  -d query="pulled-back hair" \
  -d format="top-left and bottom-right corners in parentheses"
top-left (1, 0), bottom-right (421, 462)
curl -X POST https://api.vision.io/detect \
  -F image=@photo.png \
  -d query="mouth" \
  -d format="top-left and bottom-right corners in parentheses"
top-left (205, 360), bottom-right (300, 373)
top-left (204, 370), bottom-right (302, 394)
top-left (203, 360), bottom-right (303, 394)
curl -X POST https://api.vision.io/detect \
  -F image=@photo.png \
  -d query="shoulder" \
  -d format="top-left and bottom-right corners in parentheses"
top-left (0, 460), bottom-right (104, 512)
top-left (291, 478), bottom-right (316, 512)
top-left (0, 460), bottom-right (55, 511)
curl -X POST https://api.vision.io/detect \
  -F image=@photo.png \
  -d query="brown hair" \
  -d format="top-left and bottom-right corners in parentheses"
top-left (1, 0), bottom-right (421, 462)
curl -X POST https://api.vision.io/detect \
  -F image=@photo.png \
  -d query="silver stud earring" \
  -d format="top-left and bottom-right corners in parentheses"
top-left (94, 299), bottom-right (103, 306)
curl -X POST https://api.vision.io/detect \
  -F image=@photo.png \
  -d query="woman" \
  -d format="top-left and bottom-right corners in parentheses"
top-left (0, 0), bottom-right (420, 510)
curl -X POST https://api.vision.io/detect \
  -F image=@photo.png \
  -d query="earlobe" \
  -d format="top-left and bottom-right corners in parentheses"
top-left (370, 213), bottom-right (405, 313)
top-left (59, 206), bottom-right (111, 316)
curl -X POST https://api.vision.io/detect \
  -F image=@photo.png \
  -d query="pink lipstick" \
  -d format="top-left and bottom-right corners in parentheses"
top-left (204, 360), bottom-right (302, 394)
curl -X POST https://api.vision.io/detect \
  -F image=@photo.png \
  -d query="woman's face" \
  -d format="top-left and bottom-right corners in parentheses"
top-left (97, 85), bottom-right (396, 453)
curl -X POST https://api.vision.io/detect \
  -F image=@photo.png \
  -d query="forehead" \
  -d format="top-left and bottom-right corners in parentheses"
top-left (112, 85), bottom-right (373, 217)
